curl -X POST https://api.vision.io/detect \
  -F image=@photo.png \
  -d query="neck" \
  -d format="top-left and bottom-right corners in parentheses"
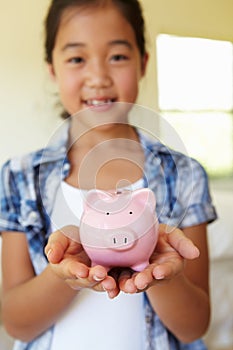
top-left (69, 120), bottom-right (139, 151)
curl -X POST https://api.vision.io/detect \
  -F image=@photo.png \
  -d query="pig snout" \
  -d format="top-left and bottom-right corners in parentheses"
top-left (107, 230), bottom-right (136, 251)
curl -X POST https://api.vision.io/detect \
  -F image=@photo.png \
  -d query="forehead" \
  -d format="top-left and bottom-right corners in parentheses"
top-left (55, 4), bottom-right (136, 46)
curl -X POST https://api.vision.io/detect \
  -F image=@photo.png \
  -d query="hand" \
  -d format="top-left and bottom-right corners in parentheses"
top-left (44, 226), bottom-right (119, 298)
top-left (118, 224), bottom-right (200, 293)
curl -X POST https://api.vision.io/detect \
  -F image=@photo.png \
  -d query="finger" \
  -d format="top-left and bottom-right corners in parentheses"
top-left (70, 274), bottom-right (118, 297)
top-left (118, 269), bottom-right (131, 290)
top-left (68, 260), bottom-right (90, 279)
top-left (101, 276), bottom-right (118, 296)
top-left (67, 278), bottom-right (87, 291)
top-left (118, 270), bottom-right (137, 294)
top-left (95, 277), bottom-right (120, 299)
top-left (107, 288), bottom-right (120, 299)
top-left (50, 258), bottom-right (89, 281)
top-left (89, 265), bottom-right (108, 283)
top-left (134, 268), bottom-right (153, 290)
top-left (45, 230), bottom-right (70, 263)
top-left (152, 259), bottom-right (183, 280)
top-left (160, 224), bottom-right (200, 259)
top-left (168, 233), bottom-right (199, 259)
top-left (67, 275), bottom-right (98, 291)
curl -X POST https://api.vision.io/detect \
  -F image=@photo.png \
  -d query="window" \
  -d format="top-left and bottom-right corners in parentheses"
top-left (156, 34), bottom-right (233, 178)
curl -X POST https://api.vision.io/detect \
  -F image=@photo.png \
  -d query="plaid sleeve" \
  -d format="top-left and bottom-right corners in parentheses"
top-left (177, 158), bottom-right (217, 228)
top-left (0, 160), bottom-right (25, 232)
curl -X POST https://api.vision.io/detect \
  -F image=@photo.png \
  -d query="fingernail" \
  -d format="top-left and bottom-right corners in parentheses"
top-left (138, 284), bottom-right (148, 290)
top-left (108, 291), bottom-right (116, 299)
top-left (155, 274), bottom-right (164, 280)
top-left (93, 275), bottom-right (104, 282)
top-left (194, 247), bottom-right (200, 257)
top-left (47, 249), bottom-right (52, 258)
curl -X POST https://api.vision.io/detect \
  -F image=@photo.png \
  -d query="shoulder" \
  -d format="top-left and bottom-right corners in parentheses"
top-left (1, 149), bottom-right (44, 175)
top-left (0, 150), bottom-right (45, 207)
top-left (0, 150), bottom-right (45, 195)
top-left (139, 132), bottom-right (217, 226)
top-left (140, 131), bottom-right (207, 179)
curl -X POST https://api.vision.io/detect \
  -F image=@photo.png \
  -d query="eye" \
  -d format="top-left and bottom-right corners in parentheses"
top-left (106, 212), bottom-right (110, 215)
top-left (68, 57), bottom-right (84, 64)
top-left (111, 54), bottom-right (128, 62)
top-left (129, 211), bottom-right (133, 215)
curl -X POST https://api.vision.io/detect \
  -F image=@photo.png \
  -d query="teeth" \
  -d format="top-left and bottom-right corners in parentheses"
top-left (86, 99), bottom-right (113, 106)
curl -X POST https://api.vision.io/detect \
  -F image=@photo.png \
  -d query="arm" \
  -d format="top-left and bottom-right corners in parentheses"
top-left (1, 231), bottom-right (77, 342)
top-left (146, 223), bottom-right (210, 343)
top-left (1, 230), bottom-right (117, 342)
top-left (119, 223), bottom-right (210, 343)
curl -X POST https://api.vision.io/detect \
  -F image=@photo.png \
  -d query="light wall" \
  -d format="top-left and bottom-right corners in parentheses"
top-left (0, 0), bottom-right (57, 164)
top-left (138, 0), bottom-right (233, 110)
top-left (0, 0), bottom-right (233, 163)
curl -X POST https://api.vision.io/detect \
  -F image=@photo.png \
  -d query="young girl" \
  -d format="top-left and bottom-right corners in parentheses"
top-left (0, 1), bottom-right (217, 349)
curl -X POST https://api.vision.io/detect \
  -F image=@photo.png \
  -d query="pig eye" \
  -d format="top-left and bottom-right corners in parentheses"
top-left (129, 211), bottom-right (133, 215)
top-left (106, 212), bottom-right (110, 215)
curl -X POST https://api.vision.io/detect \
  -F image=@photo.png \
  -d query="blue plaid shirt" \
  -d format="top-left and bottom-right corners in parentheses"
top-left (0, 120), bottom-right (217, 350)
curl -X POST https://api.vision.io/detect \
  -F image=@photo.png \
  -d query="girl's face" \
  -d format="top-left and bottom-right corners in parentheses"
top-left (49, 4), bottom-right (148, 116)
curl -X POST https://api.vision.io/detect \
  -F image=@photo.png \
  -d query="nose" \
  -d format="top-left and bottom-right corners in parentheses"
top-left (107, 230), bottom-right (136, 251)
top-left (85, 60), bottom-right (112, 89)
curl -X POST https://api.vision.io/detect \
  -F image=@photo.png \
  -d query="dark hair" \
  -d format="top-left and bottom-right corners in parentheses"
top-left (44, 0), bottom-right (146, 64)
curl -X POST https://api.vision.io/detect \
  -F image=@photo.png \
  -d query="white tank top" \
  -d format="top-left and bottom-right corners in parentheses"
top-left (50, 180), bottom-right (144, 350)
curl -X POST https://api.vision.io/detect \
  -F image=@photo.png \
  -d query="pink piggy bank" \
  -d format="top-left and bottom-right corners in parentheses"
top-left (79, 188), bottom-right (159, 272)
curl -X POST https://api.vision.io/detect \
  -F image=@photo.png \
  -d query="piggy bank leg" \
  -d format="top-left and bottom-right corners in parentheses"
top-left (131, 261), bottom-right (149, 272)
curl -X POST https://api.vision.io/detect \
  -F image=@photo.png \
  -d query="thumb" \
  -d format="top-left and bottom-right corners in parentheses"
top-left (168, 230), bottom-right (200, 259)
top-left (45, 229), bottom-right (70, 263)
top-left (160, 224), bottom-right (200, 260)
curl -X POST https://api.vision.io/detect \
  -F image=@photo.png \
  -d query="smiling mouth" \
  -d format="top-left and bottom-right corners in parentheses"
top-left (84, 98), bottom-right (116, 107)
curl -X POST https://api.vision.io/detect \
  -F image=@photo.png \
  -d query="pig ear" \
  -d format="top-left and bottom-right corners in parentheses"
top-left (132, 188), bottom-right (156, 211)
top-left (83, 189), bottom-right (112, 211)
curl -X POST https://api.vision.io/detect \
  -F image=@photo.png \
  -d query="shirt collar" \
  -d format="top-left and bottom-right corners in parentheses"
top-left (32, 119), bottom-right (70, 167)
top-left (32, 119), bottom-right (162, 169)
